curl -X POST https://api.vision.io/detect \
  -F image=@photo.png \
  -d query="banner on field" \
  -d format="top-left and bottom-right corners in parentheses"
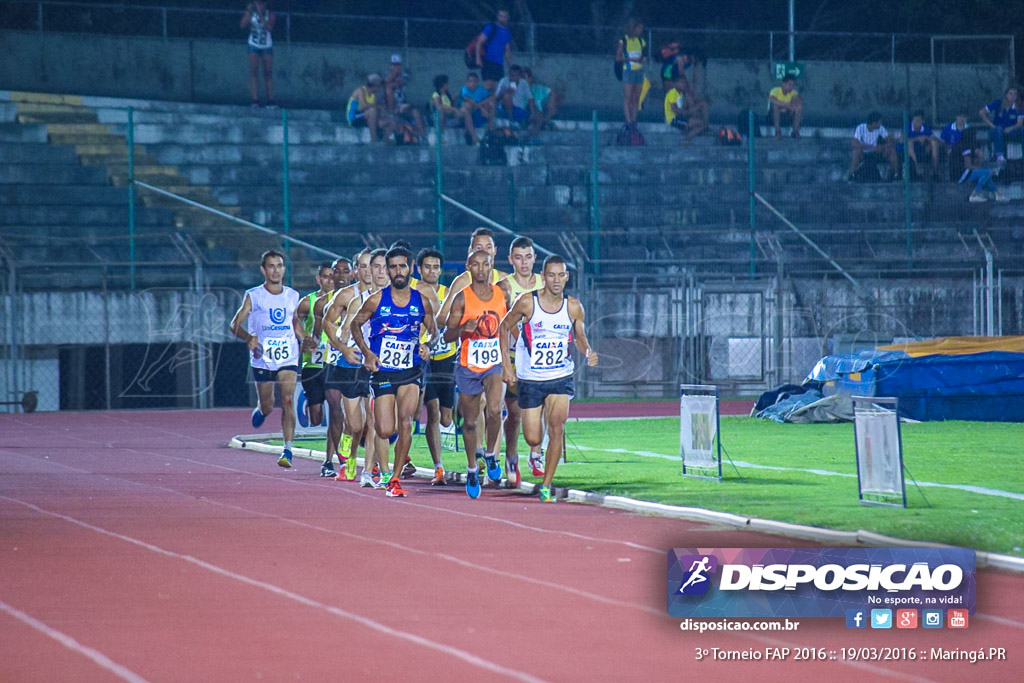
top-left (680, 384), bottom-right (722, 480)
top-left (853, 396), bottom-right (906, 507)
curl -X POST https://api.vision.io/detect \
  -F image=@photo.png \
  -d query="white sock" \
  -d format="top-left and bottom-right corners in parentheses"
top-left (284, 441), bottom-right (293, 450)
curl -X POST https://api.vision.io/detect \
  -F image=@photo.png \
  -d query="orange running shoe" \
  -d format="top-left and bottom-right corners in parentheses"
top-left (385, 478), bottom-right (407, 498)
top-left (430, 466), bottom-right (446, 486)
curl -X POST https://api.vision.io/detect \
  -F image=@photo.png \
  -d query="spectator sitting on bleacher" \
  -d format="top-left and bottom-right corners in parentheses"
top-left (522, 67), bottom-right (560, 130)
top-left (496, 65), bottom-right (542, 134)
top-left (458, 72), bottom-right (495, 141)
top-left (346, 73), bottom-right (391, 143)
top-left (960, 138), bottom-right (1010, 203)
top-left (940, 111), bottom-right (970, 176)
top-left (664, 75), bottom-right (707, 143)
top-left (430, 75), bottom-right (475, 145)
top-left (768, 75), bottom-right (803, 139)
top-left (979, 86), bottom-right (1023, 163)
top-left (846, 111), bottom-right (900, 182)
top-left (384, 53), bottom-right (425, 137)
top-left (907, 110), bottom-right (940, 179)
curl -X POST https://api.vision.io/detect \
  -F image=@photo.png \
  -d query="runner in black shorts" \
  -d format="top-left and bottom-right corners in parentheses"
top-left (416, 248), bottom-right (457, 485)
top-left (350, 246), bottom-right (438, 498)
top-left (499, 254), bottom-right (598, 503)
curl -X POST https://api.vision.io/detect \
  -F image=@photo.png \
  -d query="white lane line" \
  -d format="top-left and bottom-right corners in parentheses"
top-left (0, 599), bottom-right (150, 683)
top-left (0, 450), bottom-right (1009, 680)
top-left (572, 445), bottom-right (1024, 502)
top-left (0, 494), bottom-right (547, 683)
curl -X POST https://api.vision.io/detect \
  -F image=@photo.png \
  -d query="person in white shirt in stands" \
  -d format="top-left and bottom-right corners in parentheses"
top-left (496, 65), bottom-right (543, 135)
top-left (846, 111), bottom-right (900, 182)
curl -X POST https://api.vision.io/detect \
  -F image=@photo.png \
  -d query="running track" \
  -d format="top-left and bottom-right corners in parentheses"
top-left (0, 409), bottom-right (1019, 681)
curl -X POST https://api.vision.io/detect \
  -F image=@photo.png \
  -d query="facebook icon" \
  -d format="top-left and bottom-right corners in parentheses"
top-left (845, 609), bottom-right (867, 629)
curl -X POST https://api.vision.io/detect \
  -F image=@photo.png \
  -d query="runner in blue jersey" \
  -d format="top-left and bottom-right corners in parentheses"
top-left (350, 246), bottom-right (439, 498)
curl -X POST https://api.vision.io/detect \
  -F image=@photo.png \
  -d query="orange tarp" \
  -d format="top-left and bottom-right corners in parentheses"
top-left (876, 336), bottom-right (1024, 357)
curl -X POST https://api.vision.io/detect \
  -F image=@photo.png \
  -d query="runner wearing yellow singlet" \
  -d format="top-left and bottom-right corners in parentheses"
top-left (415, 248), bottom-right (456, 485)
top-left (499, 236), bottom-right (545, 485)
top-left (291, 262), bottom-right (336, 474)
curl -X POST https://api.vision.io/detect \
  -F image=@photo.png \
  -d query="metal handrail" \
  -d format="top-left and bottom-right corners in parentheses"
top-left (438, 192), bottom-right (575, 270)
top-left (5, 0), bottom-right (1012, 63)
top-left (133, 180), bottom-right (342, 260)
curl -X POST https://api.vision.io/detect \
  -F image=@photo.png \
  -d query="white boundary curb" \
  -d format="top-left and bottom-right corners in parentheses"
top-left (229, 433), bottom-right (1024, 574)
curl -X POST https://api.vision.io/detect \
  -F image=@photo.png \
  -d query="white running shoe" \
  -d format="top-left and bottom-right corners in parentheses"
top-left (359, 471), bottom-right (374, 488)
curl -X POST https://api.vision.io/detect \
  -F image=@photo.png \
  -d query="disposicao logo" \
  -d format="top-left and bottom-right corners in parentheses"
top-left (675, 555), bottom-right (718, 595)
top-left (667, 548), bottom-right (975, 619)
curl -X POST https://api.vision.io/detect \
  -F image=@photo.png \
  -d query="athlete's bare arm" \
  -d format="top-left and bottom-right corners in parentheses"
top-left (569, 297), bottom-right (598, 367)
top-left (497, 279), bottom-right (512, 309)
top-left (322, 286), bottom-right (355, 350)
top-left (443, 291), bottom-right (475, 343)
top-left (311, 292), bottom-right (330, 340)
top-left (415, 281), bottom-right (441, 324)
top-left (419, 296), bottom-right (438, 360)
top-left (293, 296), bottom-right (314, 352)
top-left (498, 294), bottom-right (533, 385)
top-left (438, 271), bottom-right (470, 323)
top-left (229, 293), bottom-right (259, 355)
top-left (350, 291), bottom-right (384, 371)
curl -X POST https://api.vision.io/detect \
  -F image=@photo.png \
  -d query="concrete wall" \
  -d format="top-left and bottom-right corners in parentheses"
top-left (1, 29), bottom-right (1009, 123)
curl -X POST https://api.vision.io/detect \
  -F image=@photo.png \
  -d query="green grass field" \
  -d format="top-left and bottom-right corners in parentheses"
top-left (274, 417), bottom-right (1024, 556)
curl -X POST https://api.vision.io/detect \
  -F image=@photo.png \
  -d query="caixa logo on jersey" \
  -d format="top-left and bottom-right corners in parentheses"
top-left (667, 548), bottom-right (975, 618)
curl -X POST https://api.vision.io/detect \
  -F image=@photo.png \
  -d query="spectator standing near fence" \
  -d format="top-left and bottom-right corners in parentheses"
top-left (472, 8), bottom-right (513, 93)
top-left (768, 75), bottom-right (803, 139)
top-left (615, 18), bottom-right (647, 126)
top-left (979, 86), bottom-right (1023, 163)
top-left (241, 1), bottom-right (276, 108)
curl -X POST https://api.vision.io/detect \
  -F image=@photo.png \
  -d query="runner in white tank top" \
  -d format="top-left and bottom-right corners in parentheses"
top-left (229, 249), bottom-right (301, 468)
top-left (498, 254), bottom-right (598, 503)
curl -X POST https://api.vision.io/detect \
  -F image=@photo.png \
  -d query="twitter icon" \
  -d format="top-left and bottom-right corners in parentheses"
top-left (870, 609), bottom-right (893, 629)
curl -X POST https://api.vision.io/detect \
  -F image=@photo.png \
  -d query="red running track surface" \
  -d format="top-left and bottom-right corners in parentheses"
top-left (0, 409), bottom-right (1020, 682)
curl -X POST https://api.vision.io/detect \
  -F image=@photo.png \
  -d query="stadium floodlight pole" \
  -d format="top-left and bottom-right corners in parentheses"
top-left (591, 110), bottom-right (600, 274)
top-left (434, 108), bottom-right (444, 251)
top-left (282, 107), bottom-right (291, 285)
top-left (127, 106), bottom-right (136, 290)
top-left (788, 0), bottom-right (795, 61)
top-left (748, 109), bottom-right (756, 275)
top-left (903, 109), bottom-right (912, 261)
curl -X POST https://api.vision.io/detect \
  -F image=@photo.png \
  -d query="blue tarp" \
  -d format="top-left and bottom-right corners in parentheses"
top-left (806, 348), bottom-right (1024, 422)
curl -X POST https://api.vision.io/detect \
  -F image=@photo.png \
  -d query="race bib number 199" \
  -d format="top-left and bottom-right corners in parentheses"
top-left (379, 336), bottom-right (414, 370)
top-left (467, 338), bottom-right (500, 369)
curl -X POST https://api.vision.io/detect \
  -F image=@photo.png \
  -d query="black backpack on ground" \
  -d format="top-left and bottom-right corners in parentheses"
top-left (615, 122), bottom-right (645, 146)
top-left (478, 129), bottom-right (509, 165)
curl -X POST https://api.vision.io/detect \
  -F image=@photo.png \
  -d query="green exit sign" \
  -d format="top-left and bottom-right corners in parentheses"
top-left (773, 61), bottom-right (804, 79)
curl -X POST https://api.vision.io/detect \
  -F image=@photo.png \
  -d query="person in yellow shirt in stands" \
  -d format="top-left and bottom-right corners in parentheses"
top-left (664, 76), bottom-right (707, 143)
top-left (768, 74), bottom-right (804, 139)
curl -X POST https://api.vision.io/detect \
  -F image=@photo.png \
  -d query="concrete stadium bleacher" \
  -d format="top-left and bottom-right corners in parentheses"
top-left (2, 91), bottom-right (1022, 291)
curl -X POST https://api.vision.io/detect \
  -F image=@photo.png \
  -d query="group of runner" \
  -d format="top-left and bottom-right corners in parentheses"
top-left (228, 228), bottom-right (598, 503)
